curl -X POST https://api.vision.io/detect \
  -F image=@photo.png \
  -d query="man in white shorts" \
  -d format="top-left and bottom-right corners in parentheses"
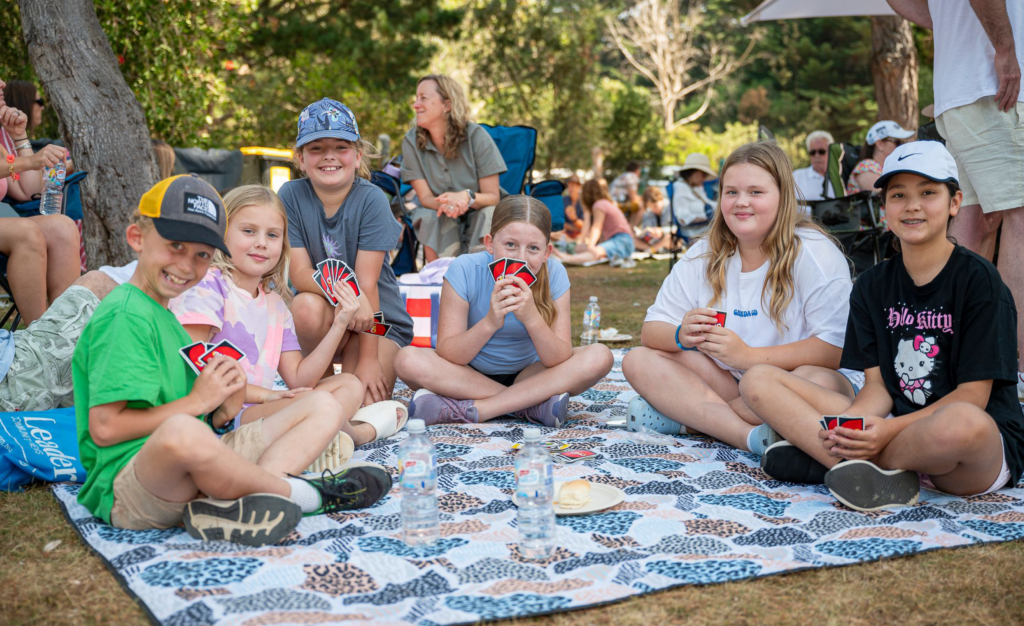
top-left (888, 0), bottom-right (1024, 400)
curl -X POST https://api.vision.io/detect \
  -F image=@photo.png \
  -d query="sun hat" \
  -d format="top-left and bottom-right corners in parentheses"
top-left (873, 141), bottom-right (959, 190)
top-left (296, 98), bottom-right (360, 148)
top-left (139, 174), bottom-right (230, 256)
top-left (680, 153), bottom-right (717, 178)
top-left (866, 120), bottom-right (916, 146)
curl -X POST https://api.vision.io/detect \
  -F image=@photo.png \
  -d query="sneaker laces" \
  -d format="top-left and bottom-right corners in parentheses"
top-left (288, 468), bottom-right (366, 512)
top-left (432, 396), bottom-right (478, 424)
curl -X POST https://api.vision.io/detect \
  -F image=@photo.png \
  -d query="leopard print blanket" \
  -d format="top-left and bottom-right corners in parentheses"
top-left (52, 351), bottom-right (1024, 625)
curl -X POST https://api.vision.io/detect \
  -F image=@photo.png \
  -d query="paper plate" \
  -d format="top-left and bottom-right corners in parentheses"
top-left (598, 334), bottom-right (633, 343)
top-left (513, 481), bottom-right (625, 516)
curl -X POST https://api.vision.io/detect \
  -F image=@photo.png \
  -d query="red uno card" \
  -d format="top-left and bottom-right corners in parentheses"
top-left (488, 258), bottom-right (507, 282)
top-left (344, 273), bottom-right (361, 297)
top-left (554, 450), bottom-right (599, 463)
top-left (837, 416), bottom-right (864, 431)
top-left (362, 322), bottom-right (392, 337)
top-left (823, 415), bottom-right (841, 431)
top-left (373, 311), bottom-right (384, 323)
top-left (514, 264), bottom-right (538, 287)
top-left (313, 269), bottom-right (338, 306)
top-left (179, 341), bottom-right (208, 375)
top-left (501, 259), bottom-right (527, 279)
top-left (818, 417), bottom-right (830, 431)
top-left (713, 309), bottom-right (727, 327)
top-left (200, 339), bottom-right (246, 365)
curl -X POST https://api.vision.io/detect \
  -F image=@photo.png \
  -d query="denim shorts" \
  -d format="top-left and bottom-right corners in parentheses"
top-left (599, 232), bottom-right (635, 261)
top-left (837, 369), bottom-right (865, 395)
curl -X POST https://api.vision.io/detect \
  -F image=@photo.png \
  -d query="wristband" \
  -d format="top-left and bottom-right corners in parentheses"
top-left (676, 324), bottom-right (696, 351)
top-left (14, 142), bottom-right (31, 151)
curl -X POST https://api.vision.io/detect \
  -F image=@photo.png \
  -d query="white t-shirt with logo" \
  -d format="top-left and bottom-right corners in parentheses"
top-left (644, 228), bottom-right (852, 377)
top-left (930, 0), bottom-right (1024, 117)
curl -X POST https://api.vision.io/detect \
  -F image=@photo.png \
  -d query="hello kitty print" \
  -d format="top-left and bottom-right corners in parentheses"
top-left (886, 304), bottom-right (952, 407)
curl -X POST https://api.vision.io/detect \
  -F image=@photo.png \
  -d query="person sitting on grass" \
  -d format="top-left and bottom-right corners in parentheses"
top-left (74, 175), bottom-right (391, 546)
top-left (395, 195), bottom-right (613, 427)
top-left (622, 141), bottom-right (854, 455)
top-left (170, 185), bottom-right (406, 462)
top-left (634, 186), bottom-right (668, 254)
top-left (738, 141), bottom-right (1024, 510)
top-left (552, 179), bottom-right (636, 268)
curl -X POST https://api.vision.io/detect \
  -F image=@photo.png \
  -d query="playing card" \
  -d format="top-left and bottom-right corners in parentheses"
top-left (313, 270), bottom-right (338, 305)
top-left (837, 416), bottom-right (864, 431)
top-left (554, 450), bottom-right (599, 463)
top-left (315, 259), bottom-right (332, 287)
top-left (488, 258), bottom-right (507, 282)
top-left (179, 341), bottom-right (208, 375)
top-left (501, 259), bottom-right (527, 279)
top-left (199, 339), bottom-right (246, 365)
top-left (818, 418), bottom-right (830, 431)
top-left (823, 415), bottom-right (842, 431)
top-left (513, 263), bottom-right (538, 287)
top-left (362, 322), bottom-right (391, 337)
top-left (373, 311), bottom-right (384, 323)
top-left (712, 309), bottom-right (727, 327)
top-left (344, 273), bottom-right (361, 297)
top-left (512, 441), bottom-right (569, 451)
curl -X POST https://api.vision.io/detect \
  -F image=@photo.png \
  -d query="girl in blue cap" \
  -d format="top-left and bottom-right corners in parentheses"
top-left (280, 99), bottom-right (413, 410)
top-left (740, 141), bottom-right (1024, 511)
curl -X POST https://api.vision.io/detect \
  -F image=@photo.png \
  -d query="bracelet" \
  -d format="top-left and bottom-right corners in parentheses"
top-left (676, 324), bottom-right (696, 351)
top-left (14, 142), bottom-right (31, 151)
top-left (5, 154), bottom-right (18, 181)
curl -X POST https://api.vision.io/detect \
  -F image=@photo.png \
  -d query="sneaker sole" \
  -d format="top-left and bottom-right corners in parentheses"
top-left (549, 393), bottom-right (569, 428)
top-left (183, 493), bottom-right (301, 546)
top-left (761, 441), bottom-right (828, 485)
top-left (824, 460), bottom-right (920, 511)
top-left (627, 396), bottom-right (681, 435)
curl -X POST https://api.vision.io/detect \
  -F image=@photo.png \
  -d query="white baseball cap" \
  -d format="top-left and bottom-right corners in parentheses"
top-left (874, 141), bottom-right (960, 189)
top-left (866, 120), bottom-right (916, 146)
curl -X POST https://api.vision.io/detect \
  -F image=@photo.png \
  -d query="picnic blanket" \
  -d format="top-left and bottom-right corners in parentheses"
top-left (53, 350), bottom-right (1024, 626)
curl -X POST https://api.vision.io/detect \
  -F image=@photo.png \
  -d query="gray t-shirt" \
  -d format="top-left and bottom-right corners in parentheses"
top-left (400, 122), bottom-right (508, 196)
top-left (279, 177), bottom-right (413, 348)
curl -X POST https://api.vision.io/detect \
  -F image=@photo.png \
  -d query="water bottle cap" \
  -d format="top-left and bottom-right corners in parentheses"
top-left (408, 418), bottom-right (425, 433)
top-left (523, 427), bottom-right (541, 441)
top-left (589, 296), bottom-right (598, 303)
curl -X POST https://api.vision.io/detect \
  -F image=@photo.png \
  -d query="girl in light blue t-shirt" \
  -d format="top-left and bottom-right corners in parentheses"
top-left (395, 195), bottom-right (613, 427)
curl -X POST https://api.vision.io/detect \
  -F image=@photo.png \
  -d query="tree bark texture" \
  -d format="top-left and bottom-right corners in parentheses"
top-left (871, 16), bottom-right (919, 129)
top-left (19, 0), bottom-right (157, 268)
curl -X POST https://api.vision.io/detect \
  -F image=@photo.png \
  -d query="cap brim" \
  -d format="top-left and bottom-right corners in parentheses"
top-left (295, 129), bottom-right (360, 148)
top-left (891, 128), bottom-right (917, 139)
top-left (874, 169), bottom-right (958, 189)
top-left (152, 219), bottom-right (231, 257)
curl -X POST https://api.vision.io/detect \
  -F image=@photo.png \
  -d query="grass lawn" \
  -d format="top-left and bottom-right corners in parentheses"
top-left (2, 260), bottom-right (1022, 626)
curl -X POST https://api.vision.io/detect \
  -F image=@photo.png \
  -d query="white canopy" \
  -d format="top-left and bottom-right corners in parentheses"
top-left (741, 0), bottom-right (897, 25)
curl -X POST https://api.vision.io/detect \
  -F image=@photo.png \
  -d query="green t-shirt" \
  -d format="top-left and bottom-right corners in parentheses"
top-left (74, 283), bottom-right (197, 524)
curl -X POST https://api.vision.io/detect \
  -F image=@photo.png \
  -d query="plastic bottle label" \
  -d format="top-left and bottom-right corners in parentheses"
top-left (399, 455), bottom-right (436, 487)
top-left (517, 468), bottom-right (541, 487)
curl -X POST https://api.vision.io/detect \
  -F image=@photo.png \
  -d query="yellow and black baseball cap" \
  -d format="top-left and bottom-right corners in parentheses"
top-left (139, 174), bottom-right (231, 256)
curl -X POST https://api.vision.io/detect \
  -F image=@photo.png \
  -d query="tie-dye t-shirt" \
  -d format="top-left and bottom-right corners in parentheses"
top-left (169, 268), bottom-right (301, 389)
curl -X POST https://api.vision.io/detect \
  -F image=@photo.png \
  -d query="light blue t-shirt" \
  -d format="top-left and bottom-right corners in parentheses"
top-left (444, 251), bottom-right (570, 375)
top-left (0, 330), bottom-right (14, 382)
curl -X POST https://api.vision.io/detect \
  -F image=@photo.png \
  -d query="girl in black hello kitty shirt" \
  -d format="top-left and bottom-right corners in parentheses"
top-left (739, 141), bottom-right (1024, 511)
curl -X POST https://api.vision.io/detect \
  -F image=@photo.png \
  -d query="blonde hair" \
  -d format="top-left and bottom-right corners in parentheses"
top-left (213, 185), bottom-right (293, 302)
top-left (415, 75), bottom-right (471, 161)
top-left (490, 195), bottom-right (558, 327)
top-left (130, 206), bottom-right (155, 232)
top-left (642, 186), bottom-right (664, 206)
top-left (701, 141), bottom-right (833, 333)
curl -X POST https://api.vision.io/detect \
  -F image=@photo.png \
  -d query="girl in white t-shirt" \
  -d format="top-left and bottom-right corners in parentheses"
top-left (622, 141), bottom-right (854, 453)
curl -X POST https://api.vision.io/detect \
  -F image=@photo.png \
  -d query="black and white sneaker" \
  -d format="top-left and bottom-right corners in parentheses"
top-left (761, 441), bottom-right (828, 484)
top-left (288, 463), bottom-right (393, 516)
top-left (183, 493), bottom-right (301, 546)
top-left (824, 460), bottom-right (920, 511)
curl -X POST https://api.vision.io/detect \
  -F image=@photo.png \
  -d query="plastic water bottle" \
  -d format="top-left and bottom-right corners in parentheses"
top-left (40, 160), bottom-right (66, 216)
top-left (398, 418), bottom-right (439, 547)
top-left (515, 427), bottom-right (556, 559)
top-left (580, 296), bottom-right (601, 345)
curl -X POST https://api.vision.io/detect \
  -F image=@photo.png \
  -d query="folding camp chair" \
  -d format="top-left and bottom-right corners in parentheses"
top-left (666, 178), bottom-right (716, 269)
top-left (0, 256), bottom-right (20, 331)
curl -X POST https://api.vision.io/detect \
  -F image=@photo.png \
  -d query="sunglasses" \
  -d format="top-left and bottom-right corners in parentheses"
top-left (808, 149), bottom-right (827, 156)
top-left (35, 98), bottom-right (45, 107)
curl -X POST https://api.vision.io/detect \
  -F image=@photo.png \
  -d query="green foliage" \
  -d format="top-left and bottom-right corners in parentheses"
top-left (600, 79), bottom-right (663, 172)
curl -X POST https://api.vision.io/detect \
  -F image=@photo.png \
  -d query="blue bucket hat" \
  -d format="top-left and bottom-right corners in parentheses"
top-left (295, 98), bottom-right (360, 148)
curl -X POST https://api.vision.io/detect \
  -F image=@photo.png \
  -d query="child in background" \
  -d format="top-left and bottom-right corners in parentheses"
top-left (740, 142), bottom-right (1024, 509)
top-left (634, 186), bottom-right (668, 254)
top-left (623, 142), bottom-right (854, 454)
top-left (395, 195), bottom-right (613, 427)
top-left (74, 175), bottom-right (391, 546)
top-left (280, 99), bottom-right (413, 408)
top-left (170, 185), bottom-right (406, 454)
top-left (552, 179), bottom-right (636, 267)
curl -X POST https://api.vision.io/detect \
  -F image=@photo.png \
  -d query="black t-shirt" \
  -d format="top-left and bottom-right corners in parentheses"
top-left (841, 246), bottom-right (1024, 485)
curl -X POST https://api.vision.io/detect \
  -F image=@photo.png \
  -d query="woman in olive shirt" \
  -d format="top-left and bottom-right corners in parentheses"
top-left (402, 75), bottom-right (507, 260)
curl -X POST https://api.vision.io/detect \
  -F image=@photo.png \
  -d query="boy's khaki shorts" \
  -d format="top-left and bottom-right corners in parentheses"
top-left (109, 419), bottom-right (268, 530)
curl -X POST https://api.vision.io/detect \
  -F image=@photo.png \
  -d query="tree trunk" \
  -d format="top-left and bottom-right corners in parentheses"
top-left (871, 16), bottom-right (919, 129)
top-left (19, 0), bottom-right (157, 268)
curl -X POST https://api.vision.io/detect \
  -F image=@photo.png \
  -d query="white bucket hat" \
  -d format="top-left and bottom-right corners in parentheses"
top-left (680, 153), bottom-right (717, 178)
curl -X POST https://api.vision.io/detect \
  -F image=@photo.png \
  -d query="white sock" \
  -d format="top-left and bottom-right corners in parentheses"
top-left (285, 478), bottom-right (322, 513)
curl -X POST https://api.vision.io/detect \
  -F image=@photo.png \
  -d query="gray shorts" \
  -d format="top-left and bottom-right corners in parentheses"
top-left (0, 286), bottom-right (99, 412)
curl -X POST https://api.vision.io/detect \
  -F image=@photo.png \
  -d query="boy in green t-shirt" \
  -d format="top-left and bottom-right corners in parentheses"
top-left (74, 175), bottom-right (392, 547)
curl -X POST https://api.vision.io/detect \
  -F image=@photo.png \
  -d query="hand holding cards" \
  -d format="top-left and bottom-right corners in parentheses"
top-left (488, 257), bottom-right (538, 288)
top-left (313, 258), bottom-right (361, 305)
top-left (179, 339), bottom-right (246, 376)
top-left (819, 415), bottom-right (864, 431)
